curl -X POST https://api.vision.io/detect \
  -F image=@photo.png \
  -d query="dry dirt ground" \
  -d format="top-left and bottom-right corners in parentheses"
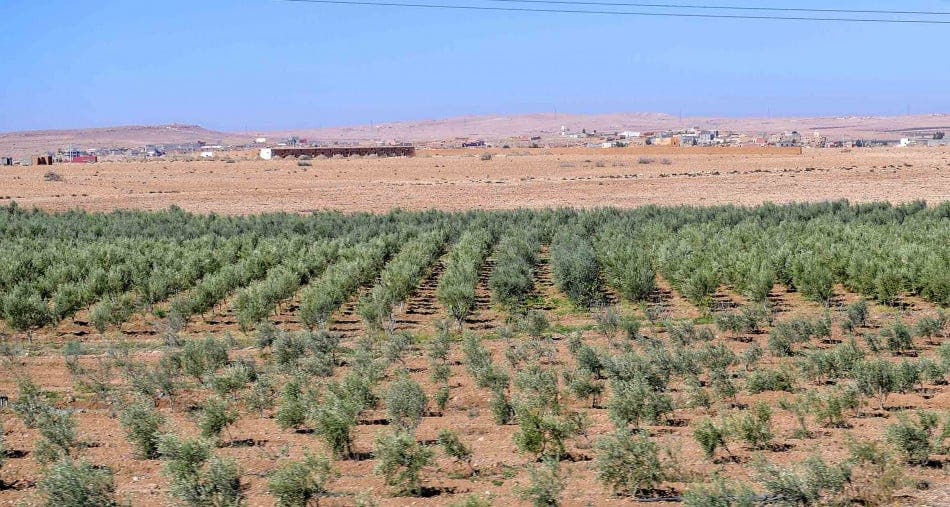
top-left (0, 254), bottom-right (948, 506)
top-left (0, 147), bottom-right (947, 214)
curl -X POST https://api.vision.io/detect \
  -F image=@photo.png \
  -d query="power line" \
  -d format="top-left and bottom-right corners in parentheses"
top-left (484, 0), bottom-right (950, 16)
top-left (275, 0), bottom-right (950, 23)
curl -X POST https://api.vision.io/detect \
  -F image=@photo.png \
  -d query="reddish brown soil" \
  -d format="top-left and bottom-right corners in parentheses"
top-left (1, 271), bottom-right (947, 506)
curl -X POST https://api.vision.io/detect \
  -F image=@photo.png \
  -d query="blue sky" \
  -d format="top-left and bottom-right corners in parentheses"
top-left (0, 0), bottom-right (947, 132)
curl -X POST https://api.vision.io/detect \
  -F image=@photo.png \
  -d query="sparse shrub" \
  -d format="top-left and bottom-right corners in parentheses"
top-left (842, 300), bottom-right (868, 332)
top-left (683, 475), bottom-right (756, 507)
top-left (518, 459), bottom-right (564, 507)
top-left (885, 410), bottom-right (944, 464)
top-left (730, 402), bottom-right (772, 450)
top-left (212, 361), bottom-right (256, 397)
top-left (914, 313), bottom-right (947, 345)
top-left (38, 458), bottom-right (117, 507)
top-left (594, 429), bottom-right (665, 497)
top-left (35, 409), bottom-right (79, 464)
top-left (595, 306), bottom-right (621, 338)
top-left (256, 321), bottom-right (278, 349)
top-left (434, 384), bottom-right (450, 413)
top-left (512, 405), bottom-right (581, 460)
top-left (746, 368), bottom-right (795, 394)
top-left (159, 435), bottom-right (243, 507)
top-left (277, 378), bottom-right (309, 430)
top-left (846, 439), bottom-right (908, 505)
top-left (385, 376), bottom-right (428, 430)
top-left (44, 171), bottom-right (64, 182)
top-left (807, 388), bottom-right (859, 428)
top-left (854, 359), bottom-right (897, 410)
top-left (882, 319), bottom-right (914, 354)
top-left (520, 310), bottom-right (550, 339)
top-left (310, 388), bottom-right (359, 458)
top-left (384, 333), bottom-right (413, 366)
top-left (120, 402), bottom-right (165, 459)
top-left (438, 429), bottom-right (473, 473)
top-left (480, 153), bottom-right (492, 161)
top-left (198, 396), bottom-right (237, 443)
top-left (607, 378), bottom-right (672, 430)
top-left (373, 430), bottom-right (433, 496)
top-left (245, 374), bottom-right (278, 417)
top-left (755, 456), bottom-right (851, 506)
top-left (693, 419), bottom-right (730, 460)
top-left (180, 336), bottom-right (229, 382)
top-left (490, 387), bottom-right (514, 425)
top-left (13, 378), bottom-right (52, 428)
top-left (267, 453), bottom-right (338, 507)
top-left (273, 331), bottom-right (308, 370)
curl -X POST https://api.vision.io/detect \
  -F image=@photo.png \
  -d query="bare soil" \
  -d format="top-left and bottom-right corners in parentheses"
top-left (0, 147), bottom-right (947, 214)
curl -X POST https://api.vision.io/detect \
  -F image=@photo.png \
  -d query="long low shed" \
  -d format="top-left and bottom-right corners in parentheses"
top-left (269, 146), bottom-right (415, 158)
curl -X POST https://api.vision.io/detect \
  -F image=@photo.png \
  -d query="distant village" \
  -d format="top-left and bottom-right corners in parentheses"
top-left (1, 126), bottom-right (947, 166)
top-left (423, 126), bottom-right (950, 150)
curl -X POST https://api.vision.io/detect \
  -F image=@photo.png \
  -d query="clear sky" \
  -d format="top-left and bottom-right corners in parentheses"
top-left (0, 0), bottom-right (947, 132)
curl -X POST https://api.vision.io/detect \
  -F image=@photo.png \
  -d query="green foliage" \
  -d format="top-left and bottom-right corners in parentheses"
top-left (180, 336), bottom-right (229, 382)
top-left (594, 429), bottom-right (665, 497)
top-left (38, 458), bottom-right (117, 507)
top-left (854, 359), bottom-right (898, 410)
top-left (434, 384), bottom-right (450, 413)
top-left (746, 368), bottom-right (795, 394)
top-left (373, 430), bottom-right (434, 496)
top-left (882, 319), bottom-right (914, 354)
top-left (596, 232), bottom-right (655, 302)
top-left (119, 402), bottom-right (165, 459)
top-left (267, 453), bottom-right (338, 507)
top-left (358, 230), bottom-right (448, 331)
top-left (438, 228), bottom-right (493, 326)
top-left (310, 388), bottom-right (359, 458)
top-left (683, 475), bottom-right (756, 507)
top-left (755, 456), bottom-right (851, 506)
top-left (518, 459), bottom-right (564, 507)
top-left (276, 378), bottom-right (309, 430)
top-left (729, 402), bottom-right (772, 450)
top-left (885, 410), bottom-right (945, 464)
top-left (385, 376), bottom-right (428, 430)
top-left (159, 435), bottom-right (243, 507)
top-left (550, 230), bottom-right (601, 307)
top-left (489, 233), bottom-right (540, 309)
top-left (34, 409), bottom-right (79, 464)
top-left (198, 396), bottom-right (237, 443)
top-left (607, 378), bottom-right (672, 430)
top-left (437, 429), bottom-right (473, 469)
top-left (12, 378), bottom-right (53, 428)
top-left (693, 419), bottom-right (729, 460)
top-left (841, 300), bottom-right (869, 332)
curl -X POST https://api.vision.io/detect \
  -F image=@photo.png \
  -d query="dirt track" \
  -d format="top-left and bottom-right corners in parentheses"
top-left (0, 147), bottom-right (947, 214)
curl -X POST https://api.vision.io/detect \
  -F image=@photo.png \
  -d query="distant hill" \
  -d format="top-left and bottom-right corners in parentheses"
top-left (278, 112), bottom-right (950, 143)
top-left (2, 113), bottom-right (947, 158)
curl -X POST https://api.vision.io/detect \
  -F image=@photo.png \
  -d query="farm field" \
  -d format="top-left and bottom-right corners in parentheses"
top-left (0, 147), bottom-right (948, 214)
top-left (0, 202), bottom-right (948, 506)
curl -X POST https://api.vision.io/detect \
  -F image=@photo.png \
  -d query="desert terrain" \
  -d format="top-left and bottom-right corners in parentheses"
top-left (0, 147), bottom-right (947, 214)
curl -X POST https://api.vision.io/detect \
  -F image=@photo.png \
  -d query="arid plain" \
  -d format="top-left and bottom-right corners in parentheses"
top-left (1, 147), bottom-right (947, 214)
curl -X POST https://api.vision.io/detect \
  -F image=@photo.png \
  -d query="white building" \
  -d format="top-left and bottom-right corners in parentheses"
top-left (259, 148), bottom-right (273, 160)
